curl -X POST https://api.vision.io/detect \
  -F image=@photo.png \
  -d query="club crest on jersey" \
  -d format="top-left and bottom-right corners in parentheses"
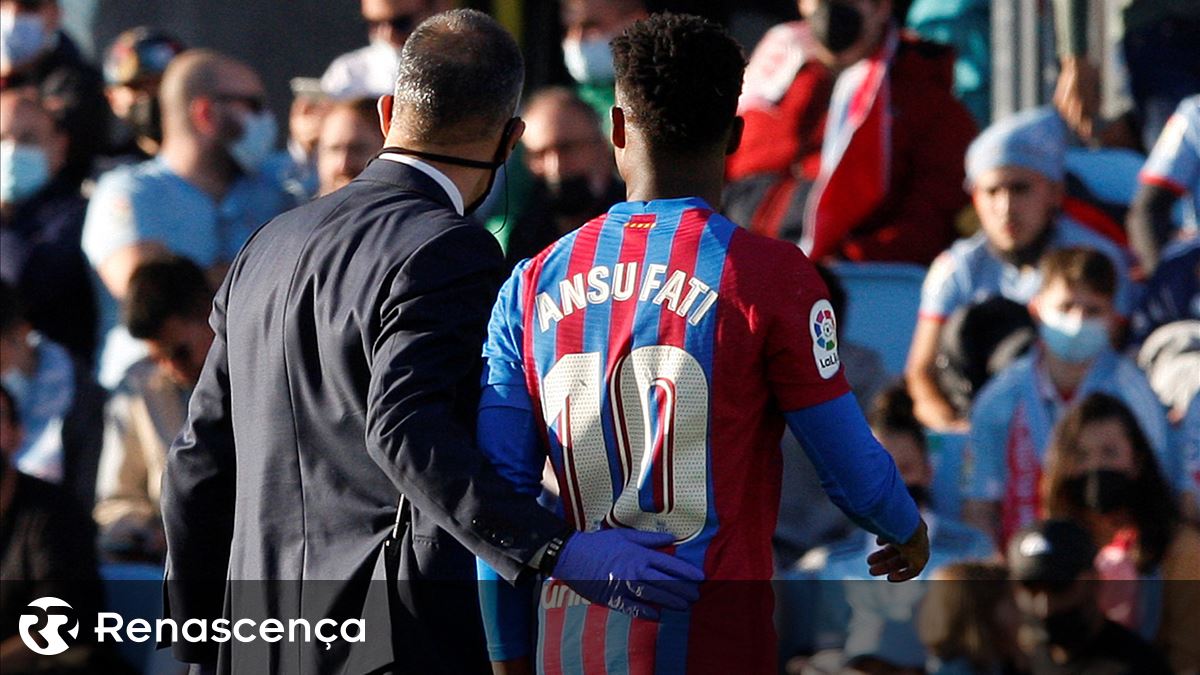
top-left (809, 299), bottom-right (840, 379)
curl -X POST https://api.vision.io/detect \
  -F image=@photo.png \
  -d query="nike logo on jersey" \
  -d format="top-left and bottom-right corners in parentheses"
top-left (536, 262), bottom-right (719, 332)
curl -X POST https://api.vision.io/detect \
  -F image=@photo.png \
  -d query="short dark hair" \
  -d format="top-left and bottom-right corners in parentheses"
top-left (611, 12), bottom-right (746, 153)
top-left (392, 9), bottom-right (524, 144)
top-left (1038, 247), bottom-right (1117, 299)
top-left (867, 383), bottom-right (927, 454)
top-left (123, 255), bottom-right (212, 340)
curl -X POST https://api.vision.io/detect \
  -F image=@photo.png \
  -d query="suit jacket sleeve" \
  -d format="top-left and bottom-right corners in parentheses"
top-left (160, 271), bottom-right (236, 663)
top-left (365, 223), bottom-right (564, 582)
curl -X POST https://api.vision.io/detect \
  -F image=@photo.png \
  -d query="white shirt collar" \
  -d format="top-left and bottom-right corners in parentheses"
top-left (377, 153), bottom-right (466, 216)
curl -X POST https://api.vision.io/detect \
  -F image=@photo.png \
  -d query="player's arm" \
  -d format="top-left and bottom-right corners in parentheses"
top-left (784, 396), bottom-right (929, 581)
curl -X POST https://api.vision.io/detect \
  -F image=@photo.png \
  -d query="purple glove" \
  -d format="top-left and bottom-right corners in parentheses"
top-left (552, 529), bottom-right (704, 620)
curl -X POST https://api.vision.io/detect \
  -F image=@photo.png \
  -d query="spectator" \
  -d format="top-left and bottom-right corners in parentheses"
top-left (1128, 237), bottom-right (1199, 345)
top-left (962, 248), bottom-right (1172, 547)
top-left (907, 107), bottom-right (1134, 431)
top-left (314, 97), bottom-right (379, 197)
top-left (264, 77), bottom-right (329, 202)
top-left (1041, 393), bottom-right (1200, 671)
top-left (0, 89), bottom-right (96, 360)
top-left (1127, 95), bottom-right (1199, 273)
top-left (82, 49), bottom-right (292, 388)
top-left (0, 280), bottom-right (104, 512)
top-left (787, 386), bottom-right (994, 672)
top-left (501, 86), bottom-right (624, 266)
top-left (320, 0), bottom-right (436, 100)
top-left (1008, 519), bottom-right (1171, 675)
top-left (0, 383), bottom-right (112, 675)
top-left (905, 0), bottom-right (991, 126)
top-left (918, 562), bottom-right (1022, 675)
top-left (1182, 393), bottom-right (1200, 523)
top-left (559, 0), bottom-right (648, 126)
top-left (0, 0), bottom-right (109, 185)
top-left (100, 26), bottom-right (185, 165)
top-left (94, 256), bottom-right (212, 562)
top-left (725, 0), bottom-right (975, 264)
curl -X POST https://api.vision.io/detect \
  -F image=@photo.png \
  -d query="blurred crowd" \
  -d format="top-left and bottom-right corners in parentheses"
top-left (0, 0), bottom-right (1197, 673)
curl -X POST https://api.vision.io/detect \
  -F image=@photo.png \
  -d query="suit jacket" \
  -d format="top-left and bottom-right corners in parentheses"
top-left (161, 159), bottom-right (565, 674)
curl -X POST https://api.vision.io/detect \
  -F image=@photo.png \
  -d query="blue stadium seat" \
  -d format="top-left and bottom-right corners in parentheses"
top-left (926, 430), bottom-right (968, 519)
top-left (830, 262), bottom-right (928, 376)
top-left (100, 563), bottom-right (184, 674)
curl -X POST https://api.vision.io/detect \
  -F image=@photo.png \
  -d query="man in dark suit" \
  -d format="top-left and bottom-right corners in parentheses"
top-left (161, 9), bottom-right (701, 675)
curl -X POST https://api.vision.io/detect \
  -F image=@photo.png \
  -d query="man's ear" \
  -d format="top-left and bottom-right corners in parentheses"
top-left (611, 106), bottom-right (626, 149)
top-left (504, 117), bottom-right (526, 159)
top-left (726, 116), bottom-right (745, 156)
top-left (377, 95), bottom-right (394, 138)
top-left (190, 97), bottom-right (217, 137)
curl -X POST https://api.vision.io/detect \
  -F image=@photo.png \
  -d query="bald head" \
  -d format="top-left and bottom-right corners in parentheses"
top-left (159, 49), bottom-right (263, 136)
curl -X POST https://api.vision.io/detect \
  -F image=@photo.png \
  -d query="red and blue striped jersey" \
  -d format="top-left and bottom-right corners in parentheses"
top-left (482, 197), bottom-right (850, 674)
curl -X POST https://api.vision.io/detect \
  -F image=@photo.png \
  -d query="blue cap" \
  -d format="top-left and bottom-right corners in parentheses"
top-left (966, 106), bottom-right (1067, 187)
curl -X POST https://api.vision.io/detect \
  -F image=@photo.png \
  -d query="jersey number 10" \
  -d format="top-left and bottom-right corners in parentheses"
top-left (542, 345), bottom-right (709, 543)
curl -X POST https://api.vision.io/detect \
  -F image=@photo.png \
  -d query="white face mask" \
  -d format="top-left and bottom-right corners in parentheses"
top-left (227, 109), bottom-right (278, 174)
top-left (1037, 306), bottom-right (1110, 363)
top-left (562, 35), bottom-right (615, 85)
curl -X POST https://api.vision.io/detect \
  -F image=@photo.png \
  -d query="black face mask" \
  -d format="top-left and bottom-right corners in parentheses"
top-left (128, 95), bottom-right (163, 144)
top-left (544, 174), bottom-right (600, 217)
top-left (906, 484), bottom-right (931, 508)
top-left (1027, 605), bottom-right (1094, 650)
top-left (1064, 469), bottom-right (1134, 515)
top-left (376, 118), bottom-right (518, 216)
top-left (810, 0), bottom-right (864, 54)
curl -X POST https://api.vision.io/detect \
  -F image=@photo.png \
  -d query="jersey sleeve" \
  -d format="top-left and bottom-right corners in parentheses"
top-left (918, 251), bottom-right (965, 320)
top-left (763, 245), bottom-right (852, 410)
top-left (1140, 98), bottom-right (1200, 195)
top-left (81, 168), bottom-right (143, 268)
top-left (481, 260), bottom-right (532, 397)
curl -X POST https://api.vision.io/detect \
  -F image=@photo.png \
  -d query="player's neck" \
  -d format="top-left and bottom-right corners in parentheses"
top-left (624, 167), bottom-right (724, 209)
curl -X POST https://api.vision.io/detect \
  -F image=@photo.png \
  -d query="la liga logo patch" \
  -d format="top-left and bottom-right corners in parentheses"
top-left (809, 299), bottom-right (841, 379)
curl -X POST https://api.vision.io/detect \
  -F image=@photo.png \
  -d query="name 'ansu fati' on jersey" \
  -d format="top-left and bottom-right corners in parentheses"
top-left (535, 261), bottom-right (720, 332)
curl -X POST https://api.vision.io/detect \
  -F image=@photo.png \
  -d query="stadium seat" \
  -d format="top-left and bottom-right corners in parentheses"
top-left (831, 262), bottom-right (928, 376)
top-left (101, 563), bottom-right (183, 674)
top-left (926, 430), bottom-right (968, 519)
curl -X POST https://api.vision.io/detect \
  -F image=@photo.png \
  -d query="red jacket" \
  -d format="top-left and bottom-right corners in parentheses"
top-left (728, 29), bottom-right (977, 265)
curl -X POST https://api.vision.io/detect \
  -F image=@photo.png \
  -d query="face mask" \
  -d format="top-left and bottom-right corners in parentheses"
top-left (1027, 606), bottom-right (1093, 650)
top-left (227, 109), bottom-right (277, 174)
top-left (1037, 307), bottom-right (1109, 363)
top-left (1065, 469), bottom-right (1133, 515)
top-left (377, 118), bottom-right (517, 216)
top-left (128, 95), bottom-right (163, 144)
top-left (0, 12), bottom-right (49, 71)
top-left (0, 140), bottom-right (51, 204)
top-left (809, 0), bottom-right (864, 54)
top-left (562, 36), bottom-right (615, 85)
top-left (545, 174), bottom-right (600, 216)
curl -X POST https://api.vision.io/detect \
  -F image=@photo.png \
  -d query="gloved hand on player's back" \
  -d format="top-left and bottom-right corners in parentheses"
top-left (551, 528), bottom-right (704, 620)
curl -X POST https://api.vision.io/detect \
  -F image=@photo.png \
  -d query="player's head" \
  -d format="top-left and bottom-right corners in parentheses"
top-left (610, 13), bottom-right (745, 176)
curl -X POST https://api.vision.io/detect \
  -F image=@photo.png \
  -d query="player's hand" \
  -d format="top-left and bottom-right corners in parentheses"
top-left (866, 518), bottom-right (930, 582)
top-left (553, 529), bottom-right (704, 620)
